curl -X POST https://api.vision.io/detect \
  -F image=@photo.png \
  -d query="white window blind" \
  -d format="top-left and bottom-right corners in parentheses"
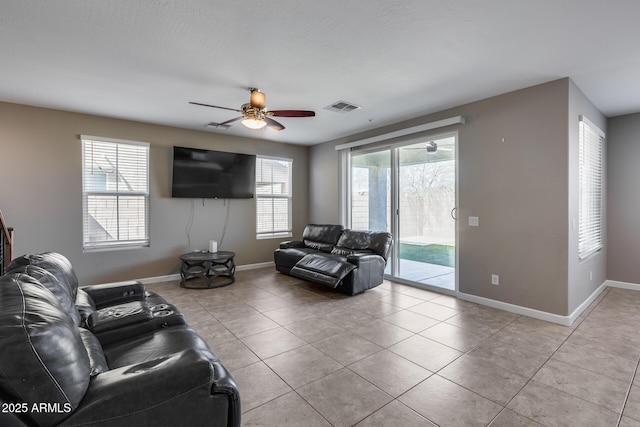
top-left (578, 116), bottom-right (604, 260)
top-left (256, 156), bottom-right (292, 239)
top-left (82, 136), bottom-right (150, 251)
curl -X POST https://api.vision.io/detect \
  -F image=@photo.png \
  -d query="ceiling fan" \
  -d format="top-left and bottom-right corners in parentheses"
top-left (190, 88), bottom-right (315, 131)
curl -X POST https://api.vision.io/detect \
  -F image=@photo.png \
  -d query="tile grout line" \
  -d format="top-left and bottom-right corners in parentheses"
top-left (429, 312), bottom-right (524, 426)
top-left (237, 284), bottom-right (455, 425)
top-left (162, 276), bottom-right (633, 426)
top-left (376, 307), bottom-right (524, 426)
top-left (161, 279), bottom-right (481, 424)
top-left (320, 293), bottom-right (536, 425)
top-left (616, 354), bottom-right (640, 427)
top-left (478, 288), bottom-right (606, 427)
top-left (485, 286), bottom-right (617, 426)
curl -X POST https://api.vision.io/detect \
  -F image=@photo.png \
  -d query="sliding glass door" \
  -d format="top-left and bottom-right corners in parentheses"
top-left (396, 137), bottom-right (456, 289)
top-left (349, 134), bottom-right (457, 291)
top-left (350, 150), bottom-right (391, 233)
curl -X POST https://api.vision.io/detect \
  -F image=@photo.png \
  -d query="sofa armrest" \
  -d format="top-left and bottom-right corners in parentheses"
top-left (347, 253), bottom-right (385, 267)
top-left (80, 281), bottom-right (146, 309)
top-left (279, 240), bottom-right (306, 249)
top-left (346, 254), bottom-right (387, 294)
top-left (61, 349), bottom-right (240, 427)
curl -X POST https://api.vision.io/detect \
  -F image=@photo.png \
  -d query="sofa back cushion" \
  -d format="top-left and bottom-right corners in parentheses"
top-left (0, 273), bottom-right (91, 427)
top-left (8, 265), bottom-right (82, 326)
top-left (333, 230), bottom-right (393, 260)
top-left (8, 252), bottom-right (79, 300)
top-left (302, 224), bottom-right (344, 252)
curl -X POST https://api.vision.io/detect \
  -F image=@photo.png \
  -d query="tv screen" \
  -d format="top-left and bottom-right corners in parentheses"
top-left (172, 146), bottom-right (256, 199)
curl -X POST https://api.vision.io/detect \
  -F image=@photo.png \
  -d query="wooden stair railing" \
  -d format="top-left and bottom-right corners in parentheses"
top-left (0, 209), bottom-right (14, 275)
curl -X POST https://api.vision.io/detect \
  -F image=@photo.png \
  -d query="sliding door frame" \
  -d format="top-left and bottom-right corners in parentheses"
top-left (342, 131), bottom-right (459, 294)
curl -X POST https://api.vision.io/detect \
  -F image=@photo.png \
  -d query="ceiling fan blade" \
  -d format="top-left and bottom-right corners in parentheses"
top-left (189, 102), bottom-right (241, 112)
top-left (264, 117), bottom-right (285, 131)
top-left (218, 116), bottom-right (243, 126)
top-left (269, 110), bottom-right (316, 117)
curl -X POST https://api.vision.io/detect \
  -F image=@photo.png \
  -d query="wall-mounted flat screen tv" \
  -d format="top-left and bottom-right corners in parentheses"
top-left (171, 146), bottom-right (256, 199)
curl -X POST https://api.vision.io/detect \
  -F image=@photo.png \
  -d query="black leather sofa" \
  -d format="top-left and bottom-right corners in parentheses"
top-left (274, 224), bottom-right (393, 295)
top-left (0, 252), bottom-right (240, 427)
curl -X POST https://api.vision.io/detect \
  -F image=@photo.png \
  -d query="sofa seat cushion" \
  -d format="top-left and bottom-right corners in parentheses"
top-left (290, 253), bottom-right (356, 288)
top-left (331, 247), bottom-right (375, 257)
top-left (103, 324), bottom-right (216, 369)
top-left (274, 247), bottom-right (320, 270)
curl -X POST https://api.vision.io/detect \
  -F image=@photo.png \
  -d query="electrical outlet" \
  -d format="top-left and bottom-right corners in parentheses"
top-left (491, 274), bottom-right (499, 285)
top-left (469, 216), bottom-right (479, 227)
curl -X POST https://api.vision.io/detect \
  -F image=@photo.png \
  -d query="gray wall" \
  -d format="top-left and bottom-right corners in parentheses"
top-left (0, 102), bottom-right (309, 284)
top-left (311, 78), bottom-right (595, 315)
top-left (567, 80), bottom-right (607, 313)
top-left (607, 112), bottom-right (640, 283)
top-left (309, 140), bottom-right (342, 225)
top-left (1, 77), bottom-right (613, 316)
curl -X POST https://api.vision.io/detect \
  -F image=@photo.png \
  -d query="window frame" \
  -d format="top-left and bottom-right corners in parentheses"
top-left (255, 155), bottom-right (293, 240)
top-left (577, 116), bottom-right (605, 260)
top-left (81, 135), bottom-right (150, 252)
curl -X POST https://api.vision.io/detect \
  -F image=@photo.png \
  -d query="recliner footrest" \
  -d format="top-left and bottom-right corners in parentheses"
top-left (290, 253), bottom-right (356, 288)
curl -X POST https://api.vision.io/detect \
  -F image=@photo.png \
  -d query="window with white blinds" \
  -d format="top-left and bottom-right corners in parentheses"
top-left (256, 156), bottom-right (292, 239)
top-left (578, 116), bottom-right (604, 260)
top-left (82, 136), bottom-right (150, 251)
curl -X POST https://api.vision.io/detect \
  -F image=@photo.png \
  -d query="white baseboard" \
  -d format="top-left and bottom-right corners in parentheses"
top-left (606, 279), bottom-right (640, 291)
top-left (458, 281), bottom-right (610, 326)
top-left (457, 292), bottom-right (575, 326)
top-left (567, 282), bottom-right (607, 325)
top-left (103, 261), bottom-right (275, 287)
top-left (236, 261), bottom-right (274, 271)
top-left (137, 274), bottom-right (180, 285)
top-left (458, 280), bottom-right (635, 326)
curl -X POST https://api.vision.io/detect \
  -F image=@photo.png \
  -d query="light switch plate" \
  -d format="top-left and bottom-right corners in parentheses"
top-left (469, 216), bottom-right (479, 227)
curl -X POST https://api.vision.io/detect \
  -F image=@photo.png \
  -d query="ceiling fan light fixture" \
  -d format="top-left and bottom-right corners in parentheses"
top-left (242, 117), bottom-right (267, 130)
top-left (249, 89), bottom-right (266, 109)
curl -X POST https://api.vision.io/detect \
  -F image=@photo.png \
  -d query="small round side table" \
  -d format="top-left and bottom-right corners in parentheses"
top-left (179, 251), bottom-right (236, 289)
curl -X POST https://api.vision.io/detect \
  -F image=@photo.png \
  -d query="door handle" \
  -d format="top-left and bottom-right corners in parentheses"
top-left (451, 207), bottom-right (458, 220)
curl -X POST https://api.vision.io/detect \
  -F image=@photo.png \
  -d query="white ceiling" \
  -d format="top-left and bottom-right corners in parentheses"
top-left (2, 1), bottom-right (640, 146)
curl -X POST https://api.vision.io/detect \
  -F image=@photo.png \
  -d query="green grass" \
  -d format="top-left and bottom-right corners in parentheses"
top-left (399, 243), bottom-right (455, 268)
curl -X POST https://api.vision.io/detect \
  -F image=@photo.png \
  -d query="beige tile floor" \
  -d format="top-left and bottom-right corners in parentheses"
top-left (151, 268), bottom-right (640, 427)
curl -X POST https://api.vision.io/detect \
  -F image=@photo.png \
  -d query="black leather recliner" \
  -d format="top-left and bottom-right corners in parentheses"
top-left (0, 253), bottom-right (240, 427)
top-left (7, 253), bottom-right (189, 345)
top-left (274, 224), bottom-right (393, 295)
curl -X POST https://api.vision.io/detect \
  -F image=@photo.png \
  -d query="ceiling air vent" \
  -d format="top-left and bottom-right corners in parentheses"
top-left (324, 101), bottom-right (362, 113)
top-left (204, 122), bottom-right (231, 130)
